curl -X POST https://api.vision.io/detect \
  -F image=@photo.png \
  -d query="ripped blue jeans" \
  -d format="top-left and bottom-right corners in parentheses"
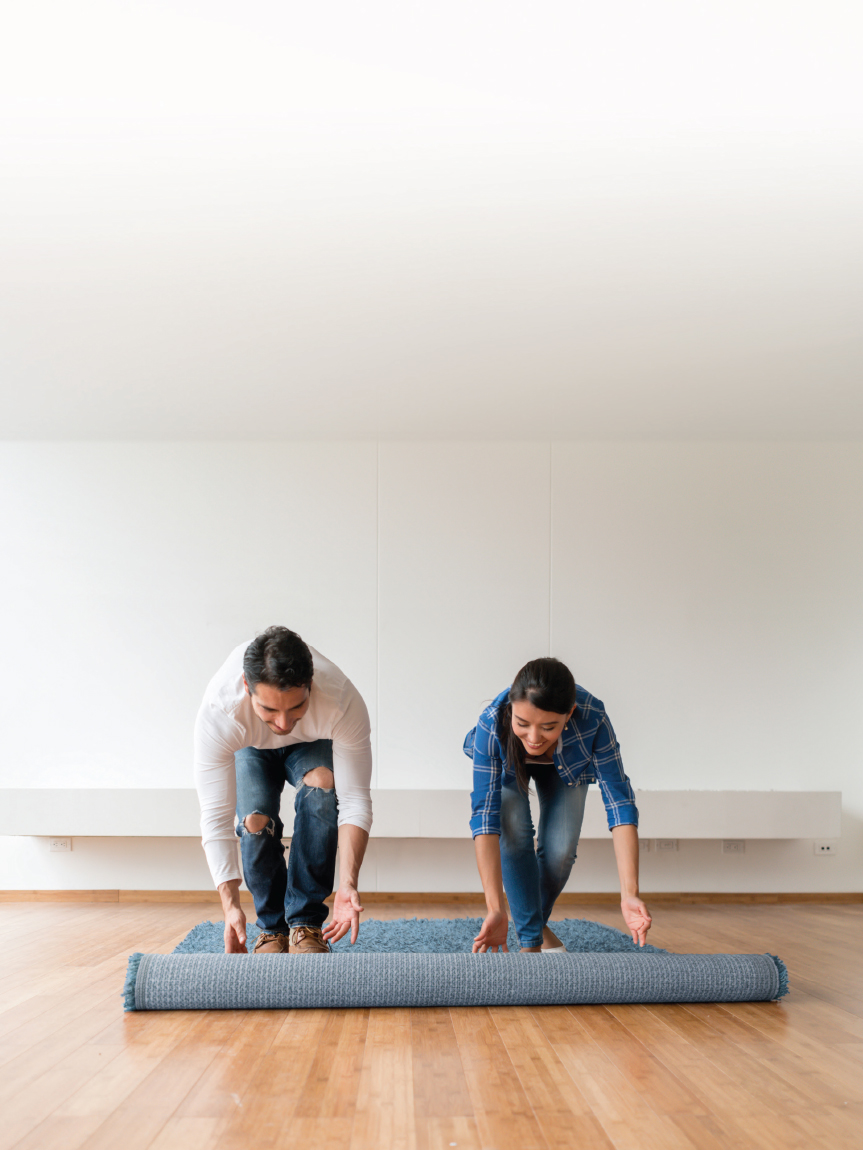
top-left (235, 739), bottom-right (337, 933)
top-left (500, 764), bottom-right (588, 948)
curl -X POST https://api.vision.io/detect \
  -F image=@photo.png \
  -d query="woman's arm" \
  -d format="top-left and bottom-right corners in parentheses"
top-left (611, 824), bottom-right (652, 946)
top-left (472, 834), bottom-right (510, 952)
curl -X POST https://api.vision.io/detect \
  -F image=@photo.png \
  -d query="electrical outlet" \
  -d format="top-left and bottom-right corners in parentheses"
top-left (49, 838), bottom-right (72, 852)
top-left (813, 841), bottom-right (839, 856)
top-left (639, 838), bottom-right (652, 853)
top-left (656, 839), bottom-right (678, 852)
top-left (722, 840), bottom-right (746, 855)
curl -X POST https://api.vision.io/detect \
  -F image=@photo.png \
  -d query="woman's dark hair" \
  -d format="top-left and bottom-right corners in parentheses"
top-left (243, 626), bottom-right (314, 692)
top-left (500, 658), bottom-right (577, 793)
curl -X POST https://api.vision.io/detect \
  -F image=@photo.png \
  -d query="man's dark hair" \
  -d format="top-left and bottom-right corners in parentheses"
top-left (243, 626), bottom-right (314, 692)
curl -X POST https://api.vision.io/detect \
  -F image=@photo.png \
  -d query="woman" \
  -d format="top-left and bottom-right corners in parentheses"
top-left (465, 657), bottom-right (652, 952)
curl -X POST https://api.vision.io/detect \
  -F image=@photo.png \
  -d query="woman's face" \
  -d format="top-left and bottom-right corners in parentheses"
top-left (510, 699), bottom-right (574, 757)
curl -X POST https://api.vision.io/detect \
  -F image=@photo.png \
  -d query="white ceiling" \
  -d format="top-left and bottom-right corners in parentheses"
top-left (1, 0), bottom-right (862, 440)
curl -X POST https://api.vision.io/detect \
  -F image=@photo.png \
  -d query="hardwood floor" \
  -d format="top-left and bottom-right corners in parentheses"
top-left (1, 898), bottom-right (861, 1149)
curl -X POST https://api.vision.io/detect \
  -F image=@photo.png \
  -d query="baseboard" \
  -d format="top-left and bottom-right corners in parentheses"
top-left (1, 889), bottom-right (861, 904)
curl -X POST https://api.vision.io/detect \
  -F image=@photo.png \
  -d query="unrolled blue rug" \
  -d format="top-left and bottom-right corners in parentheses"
top-left (171, 916), bottom-right (667, 955)
top-left (122, 917), bottom-right (788, 1011)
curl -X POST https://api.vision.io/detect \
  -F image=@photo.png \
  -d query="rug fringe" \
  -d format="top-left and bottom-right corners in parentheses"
top-left (767, 953), bottom-right (789, 999)
top-left (122, 952), bottom-right (144, 1012)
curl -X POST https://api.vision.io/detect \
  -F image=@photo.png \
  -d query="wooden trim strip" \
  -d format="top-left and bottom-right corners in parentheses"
top-left (0, 889), bottom-right (860, 904)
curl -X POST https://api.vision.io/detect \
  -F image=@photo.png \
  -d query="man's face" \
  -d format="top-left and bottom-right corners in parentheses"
top-left (244, 678), bottom-right (310, 735)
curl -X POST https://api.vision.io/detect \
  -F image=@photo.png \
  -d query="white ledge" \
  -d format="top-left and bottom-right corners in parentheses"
top-left (1, 788), bottom-right (842, 840)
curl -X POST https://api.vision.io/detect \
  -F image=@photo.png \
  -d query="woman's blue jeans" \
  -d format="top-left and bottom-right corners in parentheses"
top-left (499, 765), bottom-right (588, 948)
top-left (234, 739), bottom-right (337, 934)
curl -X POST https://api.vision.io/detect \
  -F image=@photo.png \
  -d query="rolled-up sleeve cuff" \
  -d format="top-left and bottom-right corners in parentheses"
top-left (607, 805), bottom-right (639, 831)
top-left (470, 817), bottom-right (501, 838)
top-left (337, 809), bottom-right (373, 834)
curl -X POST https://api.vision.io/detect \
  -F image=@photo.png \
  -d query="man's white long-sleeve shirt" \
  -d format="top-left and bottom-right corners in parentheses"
top-left (193, 641), bottom-right (373, 887)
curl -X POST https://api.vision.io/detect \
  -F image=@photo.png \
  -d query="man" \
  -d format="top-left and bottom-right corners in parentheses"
top-left (194, 626), bottom-right (373, 954)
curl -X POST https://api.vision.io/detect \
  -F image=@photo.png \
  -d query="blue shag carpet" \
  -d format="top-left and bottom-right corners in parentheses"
top-left (173, 916), bottom-right (667, 955)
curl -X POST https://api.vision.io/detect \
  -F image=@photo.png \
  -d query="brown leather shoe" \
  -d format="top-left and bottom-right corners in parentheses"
top-left (252, 931), bottom-right (290, 954)
top-left (289, 926), bottom-right (330, 954)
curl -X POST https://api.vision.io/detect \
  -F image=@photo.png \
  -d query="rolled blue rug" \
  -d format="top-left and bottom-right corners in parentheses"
top-left (122, 917), bottom-right (788, 1010)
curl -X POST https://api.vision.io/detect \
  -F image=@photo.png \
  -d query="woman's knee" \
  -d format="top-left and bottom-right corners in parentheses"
top-left (500, 782), bottom-right (533, 827)
top-left (536, 839), bottom-right (578, 881)
top-left (500, 812), bottom-right (535, 853)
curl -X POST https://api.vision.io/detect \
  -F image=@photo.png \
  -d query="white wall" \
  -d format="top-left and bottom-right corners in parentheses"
top-left (1, 441), bottom-right (861, 892)
top-left (0, 443), bottom-right (378, 788)
top-left (2, 3), bottom-right (863, 443)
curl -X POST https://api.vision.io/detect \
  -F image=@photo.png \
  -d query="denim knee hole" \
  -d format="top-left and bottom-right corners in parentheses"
top-left (241, 812), bottom-right (275, 836)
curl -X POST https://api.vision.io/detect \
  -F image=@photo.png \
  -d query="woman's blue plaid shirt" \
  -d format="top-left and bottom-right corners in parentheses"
top-left (464, 686), bottom-right (639, 838)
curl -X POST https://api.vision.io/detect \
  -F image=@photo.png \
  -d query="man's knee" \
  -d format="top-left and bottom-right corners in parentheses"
top-left (303, 767), bottom-right (334, 790)
top-left (243, 812), bottom-right (274, 834)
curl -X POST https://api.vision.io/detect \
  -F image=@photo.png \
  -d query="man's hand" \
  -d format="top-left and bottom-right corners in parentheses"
top-left (223, 904), bottom-right (248, 953)
top-left (621, 895), bottom-right (652, 947)
top-left (472, 909), bottom-right (510, 953)
top-left (322, 883), bottom-right (364, 945)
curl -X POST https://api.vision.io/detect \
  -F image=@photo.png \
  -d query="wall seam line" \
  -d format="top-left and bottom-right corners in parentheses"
top-left (548, 440), bottom-right (553, 656)
top-left (375, 440), bottom-right (380, 789)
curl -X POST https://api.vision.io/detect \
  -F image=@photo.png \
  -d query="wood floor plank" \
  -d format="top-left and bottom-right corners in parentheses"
top-left (0, 1043), bottom-right (127, 1150)
top-left (73, 1011), bottom-right (243, 1150)
top-left (653, 1003), bottom-right (812, 1123)
top-left (787, 987), bottom-right (863, 1041)
top-left (7, 1013), bottom-right (219, 1150)
top-left (604, 1003), bottom-right (801, 1150)
top-left (293, 1008), bottom-right (369, 1121)
top-left (788, 1100), bottom-right (863, 1148)
top-left (170, 1010), bottom-right (285, 1121)
top-left (450, 1006), bottom-right (550, 1150)
top-left (712, 1001), bottom-right (863, 1097)
top-left (573, 1003), bottom-right (712, 1117)
top-left (217, 1009), bottom-right (331, 1150)
top-left (682, 1003), bottom-right (863, 1108)
top-left (789, 975), bottom-right (863, 1020)
top-left (351, 1008), bottom-right (416, 1150)
top-left (415, 1116), bottom-right (483, 1150)
top-left (7, 1116), bottom-right (106, 1150)
top-left (147, 1116), bottom-right (220, 1150)
top-left (411, 1008), bottom-right (474, 1122)
top-left (1, 899), bottom-right (860, 1150)
top-left (489, 1005), bottom-right (616, 1150)
top-left (533, 1006), bottom-right (701, 1150)
top-left (0, 985), bottom-right (127, 1102)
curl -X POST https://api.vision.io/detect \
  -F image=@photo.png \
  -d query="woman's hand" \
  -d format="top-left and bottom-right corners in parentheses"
top-left (621, 895), bottom-right (652, 947)
top-left (472, 909), bottom-right (510, 953)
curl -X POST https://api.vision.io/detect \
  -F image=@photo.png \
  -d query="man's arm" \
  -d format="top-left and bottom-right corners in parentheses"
top-left (322, 823), bottom-right (369, 945)
top-left (218, 878), bottom-right (248, 953)
top-left (323, 688), bottom-right (373, 945)
top-left (194, 704), bottom-right (246, 952)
